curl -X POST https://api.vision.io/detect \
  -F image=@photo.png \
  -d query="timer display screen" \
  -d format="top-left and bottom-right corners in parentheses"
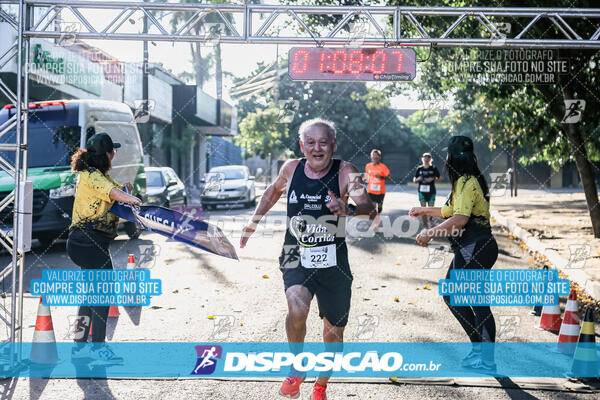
top-left (288, 47), bottom-right (416, 81)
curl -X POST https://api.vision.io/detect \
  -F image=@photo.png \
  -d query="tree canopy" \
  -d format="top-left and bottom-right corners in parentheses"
top-left (281, 0), bottom-right (600, 235)
top-left (234, 61), bottom-right (412, 166)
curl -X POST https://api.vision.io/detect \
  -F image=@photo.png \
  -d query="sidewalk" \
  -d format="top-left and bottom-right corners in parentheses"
top-left (490, 189), bottom-right (600, 300)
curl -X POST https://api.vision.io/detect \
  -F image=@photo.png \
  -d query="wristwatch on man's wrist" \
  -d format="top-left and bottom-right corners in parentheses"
top-left (347, 204), bottom-right (357, 216)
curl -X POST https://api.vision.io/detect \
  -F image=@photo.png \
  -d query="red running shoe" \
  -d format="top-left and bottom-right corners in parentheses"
top-left (279, 376), bottom-right (304, 399)
top-left (312, 382), bottom-right (327, 400)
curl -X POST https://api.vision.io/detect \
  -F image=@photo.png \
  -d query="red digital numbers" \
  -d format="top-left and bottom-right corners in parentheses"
top-left (289, 47), bottom-right (415, 81)
top-left (348, 50), bottom-right (363, 74)
top-left (392, 50), bottom-right (404, 72)
top-left (333, 50), bottom-right (347, 74)
top-left (316, 49), bottom-right (388, 74)
top-left (293, 49), bottom-right (309, 74)
top-left (370, 50), bottom-right (386, 74)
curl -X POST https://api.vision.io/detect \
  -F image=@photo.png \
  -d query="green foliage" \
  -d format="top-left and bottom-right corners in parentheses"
top-left (235, 106), bottom-right (289, 158)
top-left (234, 60), bottom-right (411, 163)
top-left (162, 124), bottom-right (196, 160)
top-left (403, 111), bottom-right (452, 159)
top-left (282, 0), bottom-right (599, 170)
top-left (384, 0), bottom-right (600, 170)
top-left (278, 76), bottom-right (411, 163)
top-left (351, 89), bottom-right (391, 109)
top-left (283, 0), bottom-right (376, 31)
top-left (277, 0), bottom-right (600, 231)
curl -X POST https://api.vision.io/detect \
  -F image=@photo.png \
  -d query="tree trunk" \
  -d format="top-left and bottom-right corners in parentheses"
top-left (511, 145), bottom-right (517, 197)
top-left (273, 45), bottom-right (280, 102)
top-left (537, 84), bottom-right (600, 238)
top-left (215, 42), bottom-right (222, 99)
top-left (563, 122), bottom-right (600, 238)
top-left (560, 86), bottom-right (600, 238)
top-left (190, 42), bottom-right (204, 88)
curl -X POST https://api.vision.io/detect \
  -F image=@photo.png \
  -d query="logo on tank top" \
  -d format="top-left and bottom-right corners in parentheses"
top-left (289, 216), bottom-right (336, 247)
top-left (304, 203), bottom-right (322, 211)
top-left (300, 193), bottom-right (321, 202)
top-left (289, 190), bottom-right (298, 204)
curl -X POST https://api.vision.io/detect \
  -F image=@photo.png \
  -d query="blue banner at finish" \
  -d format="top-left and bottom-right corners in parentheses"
top-left (11, 342), bottom-right (600, 378)
top-left (110, 202), bottom-right (238, 260)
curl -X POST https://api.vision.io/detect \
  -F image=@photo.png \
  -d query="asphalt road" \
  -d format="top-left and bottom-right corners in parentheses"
top-left (0, 189), bottom-right (598, 399)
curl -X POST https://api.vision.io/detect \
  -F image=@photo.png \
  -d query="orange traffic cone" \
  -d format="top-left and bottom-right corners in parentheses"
top-left (557, 289), bottom-right (580, 354)
top-left (127, 254), bottom-right (136, 269)
top-left (538, 302), bottom-right (562, 332)
top-left (570, 308), bottom-right (599, 377)
top-left (30, 298), bottom-right (58, 364)
top-left (108, 305), bottom-right (120, 317)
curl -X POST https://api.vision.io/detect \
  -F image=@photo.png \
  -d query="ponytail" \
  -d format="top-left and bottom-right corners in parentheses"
top-left (71, 148), bottom-right (110, 174)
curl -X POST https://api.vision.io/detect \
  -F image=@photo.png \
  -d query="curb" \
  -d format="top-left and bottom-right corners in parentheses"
top-left (491, 209), bottom-right (600, 301)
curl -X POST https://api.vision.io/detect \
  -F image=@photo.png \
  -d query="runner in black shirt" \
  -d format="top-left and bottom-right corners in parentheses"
top-left (240, 118), bottom-right (375, 400)
top-left (413, 153), bottom-right (441, 228)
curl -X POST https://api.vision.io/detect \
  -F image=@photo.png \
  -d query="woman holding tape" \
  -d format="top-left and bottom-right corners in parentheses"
top-left (67, 132), bottom-right (141, 364)
top-left (409, 136), bottom-right (498, 373)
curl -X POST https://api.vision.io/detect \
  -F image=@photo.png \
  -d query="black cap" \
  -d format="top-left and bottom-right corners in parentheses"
top-left (86, 132), bottom-right (121, 155)
top-left (445, 135), bottom-right (474, 155)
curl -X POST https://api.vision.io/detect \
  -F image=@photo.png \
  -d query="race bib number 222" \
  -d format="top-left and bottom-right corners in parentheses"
top-left (300, 244), bottom-right (337, 268)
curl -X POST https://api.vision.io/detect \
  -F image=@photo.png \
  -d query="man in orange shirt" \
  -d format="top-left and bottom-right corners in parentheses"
top-left (365, 149), bottom-right (390, 229)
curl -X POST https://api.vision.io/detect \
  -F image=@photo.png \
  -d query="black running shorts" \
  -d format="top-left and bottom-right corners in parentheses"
top-left (368, 193), bottom-right (385, 213)
top-left (279, 243), bottom-right (353, 327)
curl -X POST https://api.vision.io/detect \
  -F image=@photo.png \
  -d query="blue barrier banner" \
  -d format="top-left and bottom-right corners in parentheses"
top-left (439, 269), bottom-right (570, 306)
top-left (7, 342), bottom-right (599, 378)
top-left (110, 202), bottom-right (238, 260)
top-left (30, 269), bottom-right (161, 306)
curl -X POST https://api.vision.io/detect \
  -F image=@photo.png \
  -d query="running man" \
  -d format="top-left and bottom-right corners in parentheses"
top-left (194, 346), bottom-right (218, 374)
top-left (240, 118), bottom-right (375, 400)
top-left (413, 152), bottom-right (441, 228)
top-left (365, 149), bottom-right (390, 230)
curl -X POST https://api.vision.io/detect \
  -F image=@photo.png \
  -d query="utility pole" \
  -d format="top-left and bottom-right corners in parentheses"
top-left (142, 0), bottom-right (149, 160)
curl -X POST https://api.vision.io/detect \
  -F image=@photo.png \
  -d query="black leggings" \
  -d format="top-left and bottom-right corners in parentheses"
top-left (66, 228), bottom-right (114, 343)
top-left (443, 236), bottom-right (498, 343)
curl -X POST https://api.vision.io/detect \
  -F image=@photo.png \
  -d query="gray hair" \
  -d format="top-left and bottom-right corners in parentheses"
top-left (298, 118), bottom-right (336, 143)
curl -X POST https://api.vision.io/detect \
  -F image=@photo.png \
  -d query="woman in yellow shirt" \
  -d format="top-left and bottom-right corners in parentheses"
top-left (409, 136), bottom-right (498, 373)
top-left (67, 132), bottom-right (141, 364)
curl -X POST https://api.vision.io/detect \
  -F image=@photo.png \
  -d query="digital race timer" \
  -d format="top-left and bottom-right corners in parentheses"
top-left (288, 47), bottom-right (416, 81)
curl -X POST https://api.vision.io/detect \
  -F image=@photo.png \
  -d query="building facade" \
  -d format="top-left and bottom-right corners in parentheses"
top-left (0, 23), bottom-right (241, 193)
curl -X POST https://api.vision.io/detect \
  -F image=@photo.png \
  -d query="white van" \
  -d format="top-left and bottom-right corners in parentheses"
top-left (0, 99), bottom-right (147, 247)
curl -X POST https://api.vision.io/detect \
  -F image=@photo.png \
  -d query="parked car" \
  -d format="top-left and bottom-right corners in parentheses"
top-left (201, 165), bottom-right (256, 209)
top-left (145, 166), bottom-right (187, 208)
top-left (0, 99), bottom-right (146, 247)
